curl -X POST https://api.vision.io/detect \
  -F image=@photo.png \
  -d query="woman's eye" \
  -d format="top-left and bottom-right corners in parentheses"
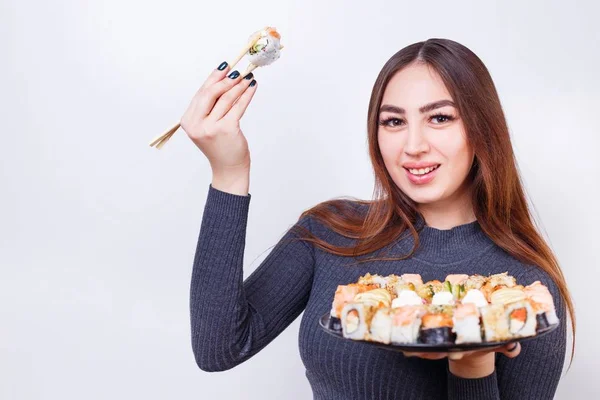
top-left (430, 114), bottom-right (454, 124)
top-left (380, 118), bottom-right (404, 127)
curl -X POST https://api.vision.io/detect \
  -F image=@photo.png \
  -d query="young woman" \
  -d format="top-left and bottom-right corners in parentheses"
top-left (182, 38), bottom-right (574, 399)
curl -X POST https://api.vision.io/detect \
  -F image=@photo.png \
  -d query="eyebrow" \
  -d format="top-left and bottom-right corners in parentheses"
top-left (379, 100), bottom-right (456, 115)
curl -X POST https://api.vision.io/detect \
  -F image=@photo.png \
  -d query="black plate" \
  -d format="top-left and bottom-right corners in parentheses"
top-left (318, 313), bottom-right (559, 353)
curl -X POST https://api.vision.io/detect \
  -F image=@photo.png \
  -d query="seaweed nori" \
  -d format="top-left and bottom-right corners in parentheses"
top-left (536, 313), bottom-right (550, 332)
top-left (329, 316), bottom-right (342, 332)
top-left (418, 327), bottom-right (456, 344)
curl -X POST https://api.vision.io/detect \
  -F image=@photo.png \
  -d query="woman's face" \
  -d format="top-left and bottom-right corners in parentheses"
top-left (377, 62), bottom-right (475, 208)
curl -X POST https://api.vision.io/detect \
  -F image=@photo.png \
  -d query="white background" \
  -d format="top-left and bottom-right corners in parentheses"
top-left (1, 0), bottom-right (598, 398)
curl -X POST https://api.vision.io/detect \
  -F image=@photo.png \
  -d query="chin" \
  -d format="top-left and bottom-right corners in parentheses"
top-left (400, 186), bottom-right (446, 205)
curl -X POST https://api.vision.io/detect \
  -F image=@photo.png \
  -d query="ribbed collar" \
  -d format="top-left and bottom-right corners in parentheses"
top-left (394, 213), bottom-right (494, 264)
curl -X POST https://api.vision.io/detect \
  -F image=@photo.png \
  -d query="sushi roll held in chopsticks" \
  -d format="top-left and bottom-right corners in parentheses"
top-left (245, 27), bottom-right (284, 67)
top-left (149, 26), bottom-right (284, 150)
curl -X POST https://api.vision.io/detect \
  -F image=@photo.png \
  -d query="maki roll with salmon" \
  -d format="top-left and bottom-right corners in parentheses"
top-left (490, 287), bottom-right (537, 338)
top-left (480, 304), bottom-right (510, 341)
top-left (340, 302), bottom-right (378, 340)
top-left (524, 281), bottom-right (560, 330)
top-left (369, 307), bottom-right (394, 344)
top-left (245, 27), bottom-right (284, 67)
top-left (452, 303), bottom-right (482, 344)
top-left (504, 300), bottom-right (537, 338)
top-left (329, 283), bottom-right (378, 331)
top-left (391, 305), bottom-right (426, 344)
top-left (418, 305), bottom-right (455, 344)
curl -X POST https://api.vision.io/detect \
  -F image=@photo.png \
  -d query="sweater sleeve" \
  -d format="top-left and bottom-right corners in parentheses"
top-left (447, 267), bottom-right (567, 399)
top-left (190, 184), bottom-right (315, 372)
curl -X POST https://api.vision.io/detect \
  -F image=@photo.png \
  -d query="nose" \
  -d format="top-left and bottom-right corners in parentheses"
top-left (403, 124), bottom-right (429, 156)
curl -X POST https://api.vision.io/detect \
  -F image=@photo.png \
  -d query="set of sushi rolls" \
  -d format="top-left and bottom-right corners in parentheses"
top-left (328, 272), bottom-right (559, 346)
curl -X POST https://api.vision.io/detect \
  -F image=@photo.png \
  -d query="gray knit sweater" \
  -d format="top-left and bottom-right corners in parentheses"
top-left (190, 184), bottom-right (566, 399)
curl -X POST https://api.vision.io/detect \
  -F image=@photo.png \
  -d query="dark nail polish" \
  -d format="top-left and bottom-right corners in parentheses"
top-left (217, 61), bottom-right (228, 71)
top-left (243, 72), bottom-right (254, 80)
top-left (227, 70), bottom-right (240, 79)
top-left (249, 79), bottom-right (256, 87)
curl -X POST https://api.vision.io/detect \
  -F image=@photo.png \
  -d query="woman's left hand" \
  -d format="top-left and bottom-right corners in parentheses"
top-left (402, 342), bottom-right (521, 378)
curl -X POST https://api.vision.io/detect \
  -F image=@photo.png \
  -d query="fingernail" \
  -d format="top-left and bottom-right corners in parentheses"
top-left (217, 61), bottom-right (228, 71)
top-left (243, 72), bottom-right (254, 80)
top-left (249, 79), bottom-right (257, 87)
top-left (227, 70), bottom-right (240, 79)
top-left (507, 342), bottom-right (519, 352)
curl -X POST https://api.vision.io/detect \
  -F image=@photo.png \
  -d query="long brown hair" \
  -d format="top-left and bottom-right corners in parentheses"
top-left (289, 38), bottom-right (575, 363)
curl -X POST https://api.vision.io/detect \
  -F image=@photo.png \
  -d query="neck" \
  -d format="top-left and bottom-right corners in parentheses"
top-left (417, 183), bottom-right (475, 230)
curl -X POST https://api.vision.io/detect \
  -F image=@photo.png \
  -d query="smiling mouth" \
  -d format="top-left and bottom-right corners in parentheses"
top-left (404, 164), bottom-right (441, 176)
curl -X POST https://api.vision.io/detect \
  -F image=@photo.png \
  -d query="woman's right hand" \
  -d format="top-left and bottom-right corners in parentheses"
top-left (180, 62), bottom-right (258, 175)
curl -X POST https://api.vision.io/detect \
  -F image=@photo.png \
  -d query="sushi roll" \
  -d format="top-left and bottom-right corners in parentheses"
top-left (358, 273), bottom-right (389, 289)
top-left (391, 289), bottom-right (424, 308)
top-left (341, 302), bottom-right (378, 340)
top-left (329, 283), bottom-right (378, 331)
top-left (524, 281), bottom-right (559, 329)
top-left (480, 272), bottom-right (517, 302)
top-left (488, 272), bottom-right (517, 288)
top-left (353, 288), bottom-right (392, 308)
top-left (416, 280), bottom-right (444, 303)
top-left (452, 303), bottom-right (482, 344)
top-left (490, 287), bottom-right (537, 338)
top-left (391, 305), bottom-right (425, 344)
top-left (445, 274), bottom-right (469, 285)
top-left (382, 274), bottom-right (403, 294)
top-left (480, 304), bottom-right (510, 341)
top-left (461, 289), bottom-right (488, 308)
top-left (369, 307), bottom-right (393, 344)
top-left (432, 290), bottom-right (456, 306)
top-left (418, 305), bottom-right (455, 344)
top-left (490, 287), bottom-right (526, 306)
top-left (504, 300), bottom-right (537, 338)
top-left (401, 273), bottom-right (423, 287)
top-left (464, 274), bottom-right (487, 291)
top-left (246, 27), bottom-right (283, 67)
top-left (443, 275), bottom-right (468, 301)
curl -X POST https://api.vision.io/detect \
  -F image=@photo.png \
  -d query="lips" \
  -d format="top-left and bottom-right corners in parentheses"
top-left (403, 164), bottom-right (440, 185)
